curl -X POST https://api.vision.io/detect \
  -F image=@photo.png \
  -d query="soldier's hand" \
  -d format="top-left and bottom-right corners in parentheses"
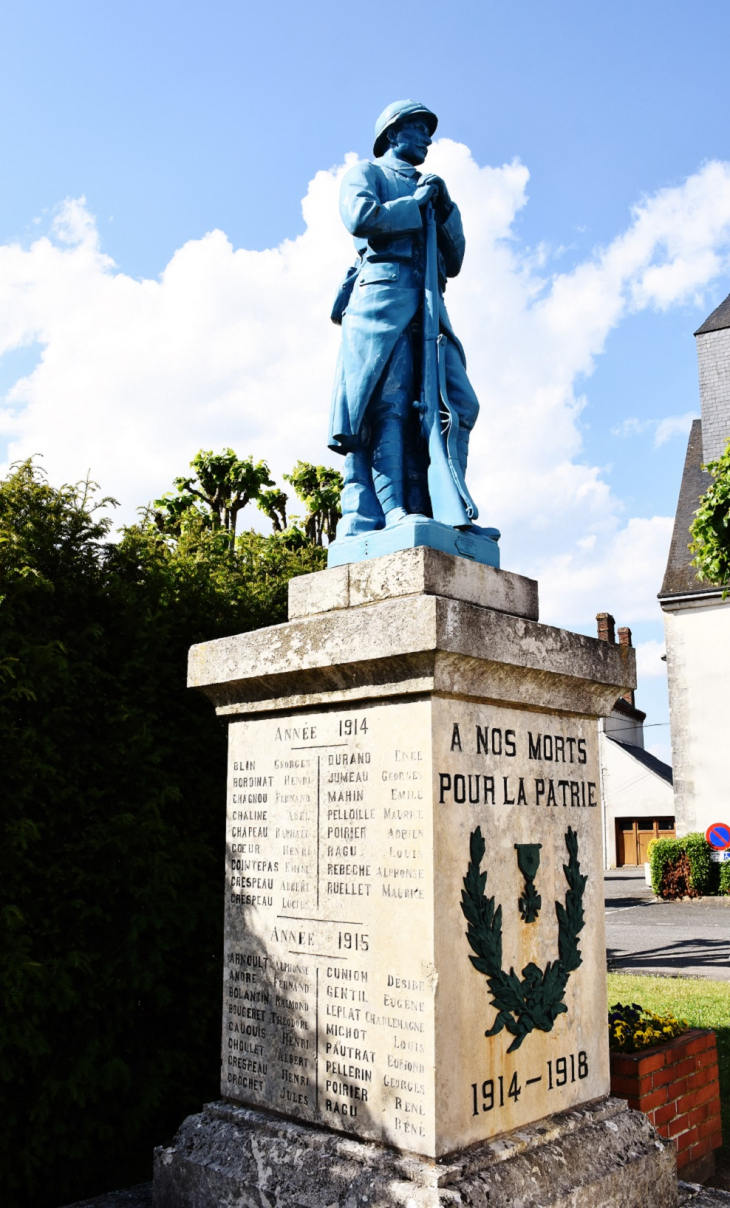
top-left (413, 181), bottom-right (437, 208)
top-left (419, 174), bottom-right (451, 214)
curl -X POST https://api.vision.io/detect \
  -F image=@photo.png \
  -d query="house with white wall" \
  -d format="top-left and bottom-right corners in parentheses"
top-left (659, 290), bottom-right (730, 840)
top-left (595, 613), bottom-right (674, 868)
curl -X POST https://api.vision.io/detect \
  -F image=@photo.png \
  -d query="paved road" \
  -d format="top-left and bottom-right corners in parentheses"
top-left (604, 868), bottom-right (730, 981)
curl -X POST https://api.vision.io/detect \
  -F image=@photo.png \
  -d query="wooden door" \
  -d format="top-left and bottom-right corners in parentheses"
top-left (636, 818), bottom-right (655, 864)
top-left (616, 817), bottom-right (676, 866)
top-left (617, 818), bottom-right (638, 865)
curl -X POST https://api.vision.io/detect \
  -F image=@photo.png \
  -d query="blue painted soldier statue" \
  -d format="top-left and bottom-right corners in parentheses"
top-left (328, 100), bottom-right (499, 562)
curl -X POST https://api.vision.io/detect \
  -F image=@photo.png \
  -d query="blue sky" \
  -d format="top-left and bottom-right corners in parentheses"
top-left (3, 0), bottom-right (728, 277)
top-left (2, 0), bottom-right (730, 755)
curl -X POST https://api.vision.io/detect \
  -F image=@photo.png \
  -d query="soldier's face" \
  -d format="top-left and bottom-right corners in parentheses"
top-left (389, 118), bottom-right (432, 165)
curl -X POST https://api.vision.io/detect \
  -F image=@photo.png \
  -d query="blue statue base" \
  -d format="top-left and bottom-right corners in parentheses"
top-left (327, 518), bottom-right (500, 569)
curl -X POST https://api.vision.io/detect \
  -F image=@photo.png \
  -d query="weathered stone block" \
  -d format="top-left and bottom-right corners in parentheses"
top-left (184, 558), bottom-right (637, 1160)
top-left (218, 692), bottom-right (607, 1156)
top-left (190, 573), bottom-right (634, 722)
top-left (156, 556), bottom-right (670, 1207)
top-left (288, 547), bottom-right (539, 621)
top-left (153, 1097), bottom-right (678, 1208)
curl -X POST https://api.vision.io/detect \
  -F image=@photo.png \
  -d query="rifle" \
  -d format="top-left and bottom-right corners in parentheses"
top-left (420, 200), bottom-right (478, 526)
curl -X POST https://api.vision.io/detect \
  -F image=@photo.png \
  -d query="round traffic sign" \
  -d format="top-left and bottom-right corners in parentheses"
top-left (706, 822), bottom-right (730, 850)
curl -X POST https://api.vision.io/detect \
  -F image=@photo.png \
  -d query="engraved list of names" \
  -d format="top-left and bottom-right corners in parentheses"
top-left (222, 698), bottom-right (437, 1149)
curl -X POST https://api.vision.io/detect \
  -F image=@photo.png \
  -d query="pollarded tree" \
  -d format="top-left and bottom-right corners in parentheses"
top-left (256, 486), bottom-right (289, 533)
top-left (690, 437), bottom-right (730, 593)
top-left (154, 449), bottom-right (275, 548)
top-left (284, 461), bottom-right (343, 546)
top-left (152, 452), bottom-right (343, 549)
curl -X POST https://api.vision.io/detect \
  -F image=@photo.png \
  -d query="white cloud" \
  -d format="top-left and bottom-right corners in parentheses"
top-left (611, 417), bottom-right (652, 438)
top-left (654, 411), bottom-right (698, 447)
top-left (635, 639), bottom-right (668, 679)
top-left (534, 515), bottom-right (675, 627)
top-left (610, 411), bottom-right (697, 446)
top-left (2, 147), bottom-right (730, 629)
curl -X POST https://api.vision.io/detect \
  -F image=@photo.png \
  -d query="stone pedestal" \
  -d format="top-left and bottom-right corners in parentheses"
top-left (156, 548), bottom-right (675, 1205)
top-left (154, 1097), bottom-right (676, 1208)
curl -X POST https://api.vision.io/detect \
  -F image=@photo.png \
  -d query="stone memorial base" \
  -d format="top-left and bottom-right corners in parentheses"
top-left (154, 1096), bottom-right (677, 1208)
top-left (327, 516), bottom-right (500, 569)
top-left (164, 546), bottom-right (675, 1207)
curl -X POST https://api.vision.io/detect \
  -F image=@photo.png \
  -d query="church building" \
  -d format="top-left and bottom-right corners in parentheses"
top-left (658, 289), bottom-right (730, 840)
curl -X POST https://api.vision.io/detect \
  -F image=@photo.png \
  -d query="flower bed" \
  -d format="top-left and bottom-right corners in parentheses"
top-left (609, 1001), bottom-right (688, 1052)
top-left (610, 1027), bottom-right (723, 1175)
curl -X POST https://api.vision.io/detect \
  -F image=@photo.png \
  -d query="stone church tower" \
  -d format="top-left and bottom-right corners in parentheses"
top-left (659, 289), bottom-right (730, 838)
top-left (696, 290), bottom-right (730, 462)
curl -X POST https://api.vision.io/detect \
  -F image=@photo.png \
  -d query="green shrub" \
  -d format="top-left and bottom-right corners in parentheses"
top-left (650, 833), bottom-right (715, 898)
top-left (685, 831), bottom-right (714, 894)
top-left (720, 863), bottom-right (730, 896)
top-left (0, 461), bottom-right (325, 1208)
top-left (690, 435), bottom-right (730, 592)
top-left (609, 1001), bottom-right (689, 1053)
top-left (649, 837), bottom-right (683, 894)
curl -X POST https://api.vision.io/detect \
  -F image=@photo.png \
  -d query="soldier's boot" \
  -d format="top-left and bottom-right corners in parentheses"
top-left (371, 416), bottom-right (408, 526)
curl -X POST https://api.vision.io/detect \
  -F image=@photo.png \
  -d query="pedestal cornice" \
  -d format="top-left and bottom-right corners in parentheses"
top-left (189, 587), bottom-right (635, 719)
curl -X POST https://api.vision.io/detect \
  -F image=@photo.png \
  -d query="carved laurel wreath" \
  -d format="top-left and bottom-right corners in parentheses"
top-left (460, 826), bottom-right (586, 1053)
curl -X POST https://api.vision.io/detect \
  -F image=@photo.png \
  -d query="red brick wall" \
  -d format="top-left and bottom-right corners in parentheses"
top-left (610, 1028), bottom-right (722, 1171)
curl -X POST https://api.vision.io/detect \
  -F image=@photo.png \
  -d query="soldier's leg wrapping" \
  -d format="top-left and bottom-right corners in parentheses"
top-left (332, 340), bottom-right (382, 538)
top-left (337, 446), bottom-right (383, 538)
top-left (370, 332), bottom-right (414, 523)
top-left (443, 338), bottom-right (479, 477)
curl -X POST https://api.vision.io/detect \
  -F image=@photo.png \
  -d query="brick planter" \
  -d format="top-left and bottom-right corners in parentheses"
top-left (610, 1028), bottom-right (722, 1178)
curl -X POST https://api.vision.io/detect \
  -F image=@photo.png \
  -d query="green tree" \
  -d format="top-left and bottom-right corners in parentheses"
top-left (153, 451), bottom-right (343, 550)
top-left (154, 448), bottom-right (274, 549)
top-left (690, 437), bottom-right (730, 593)
top-left (284, 461), bottom-right (343, 545)
top-left (256, 485), bottom-right (289, 533)
top-left (0, 459), bottom-right (325, 1208)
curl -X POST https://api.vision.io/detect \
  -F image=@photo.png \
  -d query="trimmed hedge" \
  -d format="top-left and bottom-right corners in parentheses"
top-left (0, 462), bottom-right (325, 1208)
top-left (684, 832), bottom-right (714, 893)
top-left (649, 832), bottom-right (725, 898)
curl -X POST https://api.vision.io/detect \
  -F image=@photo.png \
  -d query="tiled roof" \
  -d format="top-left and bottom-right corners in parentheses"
top-left (659, 419), bottom-right (716, 598)
top-left (605, 735), bottom-right (673, 785)
top-left (695, 290), bottom-right (730, 336)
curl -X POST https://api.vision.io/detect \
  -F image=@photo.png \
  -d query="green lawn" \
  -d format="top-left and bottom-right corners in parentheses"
top-left (607, 973), bottom-right (730, 1156)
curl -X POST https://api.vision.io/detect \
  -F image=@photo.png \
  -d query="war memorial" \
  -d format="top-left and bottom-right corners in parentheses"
top-left (153, 102), bottom-right (678, 1206)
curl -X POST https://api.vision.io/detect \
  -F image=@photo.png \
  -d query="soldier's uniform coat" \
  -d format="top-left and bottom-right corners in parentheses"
top-left (328, 151), bottom-right (467, 454)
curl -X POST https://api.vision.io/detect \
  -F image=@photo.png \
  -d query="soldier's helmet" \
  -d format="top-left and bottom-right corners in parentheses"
top-left (373, 100), bottom-right (438, 158)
